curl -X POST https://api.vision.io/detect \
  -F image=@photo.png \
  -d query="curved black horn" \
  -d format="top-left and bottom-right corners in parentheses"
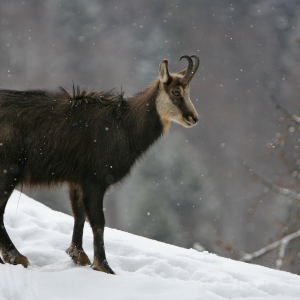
top-left (179, 55), bottom-right (194, 85)
top-left (189, 55), bottom-right (200, 82)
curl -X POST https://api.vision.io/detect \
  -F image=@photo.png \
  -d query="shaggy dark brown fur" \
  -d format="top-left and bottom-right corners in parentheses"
top-left (0, 81), bottom-right (163, 273)
top-left (0, 55), bottom-right (199, 274)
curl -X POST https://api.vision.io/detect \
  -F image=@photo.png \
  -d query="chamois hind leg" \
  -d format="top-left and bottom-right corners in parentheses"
top-left (0, 172), bottom-right (29, 267)
top-left (82, 184), bottom-right (114, 274)
top-left (66, 183), bottom-right (91, 266)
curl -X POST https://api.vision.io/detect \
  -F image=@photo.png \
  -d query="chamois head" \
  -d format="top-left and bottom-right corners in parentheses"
top-left (156, 55), bottom-right (200, 131)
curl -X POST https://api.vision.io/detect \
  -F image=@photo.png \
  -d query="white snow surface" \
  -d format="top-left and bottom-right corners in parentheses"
top-left (0, 192), bottom-right (300, 300)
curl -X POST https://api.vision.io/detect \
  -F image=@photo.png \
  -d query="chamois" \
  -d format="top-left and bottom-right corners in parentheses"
top-left (0, 55), bottom-right (199, 274)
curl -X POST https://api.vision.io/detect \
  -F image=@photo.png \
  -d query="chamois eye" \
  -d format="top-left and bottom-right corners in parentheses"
top-left (172, 90), bottom-right (181, 97)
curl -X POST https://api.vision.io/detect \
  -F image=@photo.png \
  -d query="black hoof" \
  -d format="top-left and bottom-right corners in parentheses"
top-left (66, 245), bottom-right (91, 266)
top-left (92, 259), bottom-right (115, 274)
top-left (3, 249), bottom-right (30, 268)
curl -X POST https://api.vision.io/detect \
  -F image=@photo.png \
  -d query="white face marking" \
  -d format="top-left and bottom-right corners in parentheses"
top-left (156, 74), bottom-right (199, 131)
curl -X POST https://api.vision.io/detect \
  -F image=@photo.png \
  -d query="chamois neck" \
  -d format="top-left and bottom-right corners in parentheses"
top-left (128, 79), bottom-right (159, 106)
top-left (124, 79), bottom-right (164, 153)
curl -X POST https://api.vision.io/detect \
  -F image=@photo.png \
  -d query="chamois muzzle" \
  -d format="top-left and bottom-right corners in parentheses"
top-left (184, 115), bottom-right (199, 127)
top-left (179, 55), bottom-right (200, 85)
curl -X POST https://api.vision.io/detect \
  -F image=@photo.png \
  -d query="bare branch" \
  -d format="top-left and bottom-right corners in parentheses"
top-left (267, 90), bottom-right (291, 119)
top-left (248, 167), bottom-right (300, 200)
top-left (240, 239), bottom-right (281, 262)
top-left (263, 80), bottom-right (300, 125)
top-left (276, 228), bottom-right (300, 269)
top-left (240, 228), bottom-right (300, 269)
top-left (292, 114), bottom-right (300, 124)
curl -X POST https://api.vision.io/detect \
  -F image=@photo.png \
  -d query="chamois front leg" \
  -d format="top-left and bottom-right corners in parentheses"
top-left (66, 184), bottom-right (91, 266)
top-left (0, 171), bottom-right (29, 268)
top-left (82, 184), bottom-right (114, 274)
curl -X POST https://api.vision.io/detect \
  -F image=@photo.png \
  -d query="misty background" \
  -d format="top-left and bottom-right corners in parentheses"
top-left (2, 0), bottom-right (300, 273)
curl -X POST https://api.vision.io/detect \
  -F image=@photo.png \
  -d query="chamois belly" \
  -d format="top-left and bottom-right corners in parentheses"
top-left (22, 136), bottom-right (140, 187)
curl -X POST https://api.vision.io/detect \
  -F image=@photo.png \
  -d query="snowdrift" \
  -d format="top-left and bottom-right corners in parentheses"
top-left (0, 191), bottom-right (300, 300)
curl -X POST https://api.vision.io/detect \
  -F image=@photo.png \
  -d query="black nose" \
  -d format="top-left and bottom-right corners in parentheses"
top-left (192, 116), bottom-right (199, 124)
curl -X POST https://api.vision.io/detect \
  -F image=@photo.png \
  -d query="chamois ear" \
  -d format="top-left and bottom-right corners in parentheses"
top-left (178, 68), bottom-right (187, 76)
top-left (159, 60), bottom-right (171, 84)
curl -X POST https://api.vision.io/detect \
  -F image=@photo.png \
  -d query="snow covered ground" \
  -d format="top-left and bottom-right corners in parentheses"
top-left (0, 192), bottom-right (300, 300)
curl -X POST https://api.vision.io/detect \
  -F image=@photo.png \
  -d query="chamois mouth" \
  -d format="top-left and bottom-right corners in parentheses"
top-left (184, 118), bottom-right (193, 126)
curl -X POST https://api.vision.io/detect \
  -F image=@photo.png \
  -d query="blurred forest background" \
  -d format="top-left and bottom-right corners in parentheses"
top-left (2, 0), bottom-right (300, 273)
